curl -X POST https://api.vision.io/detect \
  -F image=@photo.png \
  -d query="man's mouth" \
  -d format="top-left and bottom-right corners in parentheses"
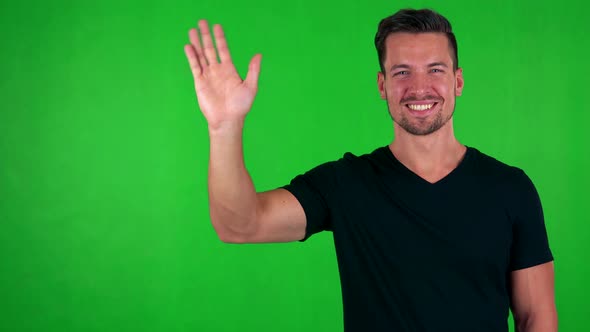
top-left (406, 102), bottom-right (438, 111)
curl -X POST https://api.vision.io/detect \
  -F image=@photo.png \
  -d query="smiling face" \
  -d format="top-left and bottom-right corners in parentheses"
top-left (378, 32), bottom-right (464, 136)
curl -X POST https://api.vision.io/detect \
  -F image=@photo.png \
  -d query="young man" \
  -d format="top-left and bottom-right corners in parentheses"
top-left (184, 8), bottom-right (556, 332)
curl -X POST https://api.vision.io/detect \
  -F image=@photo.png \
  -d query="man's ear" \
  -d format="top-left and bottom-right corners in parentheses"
top-left (377, 71), bottom-right (386, 99)
top-left (455, 68), bottom-right (464, 96)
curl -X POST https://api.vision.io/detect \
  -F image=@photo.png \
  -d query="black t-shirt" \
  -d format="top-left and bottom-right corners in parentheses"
top-left (282, 146), bottom-right (553, 332)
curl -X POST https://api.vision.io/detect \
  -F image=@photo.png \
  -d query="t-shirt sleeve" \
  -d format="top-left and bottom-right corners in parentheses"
top-left (509, 169), bottom-right (554, 271)
top-left (281, 161), bottom-right (339, 242)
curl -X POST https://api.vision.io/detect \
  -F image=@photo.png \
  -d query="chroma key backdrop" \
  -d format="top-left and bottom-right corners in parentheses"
top-left (1, 0), bottom-right (588, 331)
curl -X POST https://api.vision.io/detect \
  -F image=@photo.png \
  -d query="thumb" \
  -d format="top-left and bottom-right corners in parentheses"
top-left (244, 54), bottom-right (262, 89)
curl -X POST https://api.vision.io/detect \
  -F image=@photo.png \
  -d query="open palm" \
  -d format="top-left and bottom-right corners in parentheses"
top-left (184, 20), bottom-right (261, 129)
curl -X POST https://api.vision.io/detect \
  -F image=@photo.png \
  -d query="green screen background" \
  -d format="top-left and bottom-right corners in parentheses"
top-left (1, 0), bottom-right (588, 331)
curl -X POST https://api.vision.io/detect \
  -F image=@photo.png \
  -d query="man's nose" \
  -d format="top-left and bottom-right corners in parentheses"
top-left (408, 73), bottom-right (432, 96)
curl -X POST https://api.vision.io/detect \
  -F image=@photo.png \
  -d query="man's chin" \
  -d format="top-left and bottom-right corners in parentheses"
top-left (396, 118), bottom-right (447, 136)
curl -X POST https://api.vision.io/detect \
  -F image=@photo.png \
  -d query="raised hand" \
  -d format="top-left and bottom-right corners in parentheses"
top-left (184, 20), bottom-right (262, 130)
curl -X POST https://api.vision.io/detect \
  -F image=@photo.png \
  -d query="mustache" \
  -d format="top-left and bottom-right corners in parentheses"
top-left (400, 95), bottom-right (443, 104)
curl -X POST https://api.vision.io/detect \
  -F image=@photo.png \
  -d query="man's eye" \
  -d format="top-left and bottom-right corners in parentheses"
top-left (393, 71), bottom-right (409, 76)
top-left (431, 68), bottom-right (443, 73)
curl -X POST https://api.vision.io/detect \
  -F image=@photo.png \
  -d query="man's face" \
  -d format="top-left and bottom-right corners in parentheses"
top-left (377, 32), bottom-right (464, 136)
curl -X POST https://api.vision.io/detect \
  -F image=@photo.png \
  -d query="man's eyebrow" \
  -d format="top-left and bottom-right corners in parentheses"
top-left (389, 62), bottom-right (449, 72)
top-left (389, 64), bottom-right (410, 72)
top-left (428, 62), bottom-right (449, 68)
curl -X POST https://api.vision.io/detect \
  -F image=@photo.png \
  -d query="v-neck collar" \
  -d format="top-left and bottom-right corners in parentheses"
top-left (380, 145), bottom-right (474, 186)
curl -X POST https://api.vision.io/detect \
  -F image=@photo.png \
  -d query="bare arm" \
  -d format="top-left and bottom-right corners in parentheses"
top-left (510, 261), bottom-right (557, 332)
top-left (184, 21), bottom-right (306, 243)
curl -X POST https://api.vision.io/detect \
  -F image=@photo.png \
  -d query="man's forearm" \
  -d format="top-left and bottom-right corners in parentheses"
top-left (208, 120), bottom-right (258, 242)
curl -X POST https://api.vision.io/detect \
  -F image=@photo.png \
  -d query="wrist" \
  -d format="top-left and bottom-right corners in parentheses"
top-left (208, 118), bottom-right (245, 138)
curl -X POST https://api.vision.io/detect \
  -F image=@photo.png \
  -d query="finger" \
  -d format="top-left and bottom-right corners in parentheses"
top-left (244, 54), bottom-right (262, 89)
top-left (213, 24), bottom-right (232, 63)
top-left (189, 27), bottom-right (207, 67)
top-left (198, 20), bottom-right (218, 65)
top-left (184, 44), bottom-right (202, 77)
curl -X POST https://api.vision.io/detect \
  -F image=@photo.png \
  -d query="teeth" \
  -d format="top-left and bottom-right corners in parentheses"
top-left (408, 103), bottom-right (434, 111)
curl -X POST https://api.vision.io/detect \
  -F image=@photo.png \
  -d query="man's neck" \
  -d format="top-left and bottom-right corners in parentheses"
top-left (389, 120), bottom-right (466, 183)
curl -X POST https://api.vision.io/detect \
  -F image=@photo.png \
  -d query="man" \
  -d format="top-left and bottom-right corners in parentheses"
top-left (184, 8), bottom-right (557, 332)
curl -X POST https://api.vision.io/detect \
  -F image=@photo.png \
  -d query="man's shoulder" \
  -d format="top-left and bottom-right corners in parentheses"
top-left (337, 145), bottom-right (391, 164)
top-left (468, 146), bottom-right (529, 184)
top-left (292, 146), bottom-right (387, 180)
top-left (297, 146), bottom-right (390, 183)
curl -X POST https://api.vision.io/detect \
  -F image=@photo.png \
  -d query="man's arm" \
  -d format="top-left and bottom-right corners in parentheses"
top-left (184, 20), bottom-right (306, 243)
top-left (510, 261), bottom-right (557, 332)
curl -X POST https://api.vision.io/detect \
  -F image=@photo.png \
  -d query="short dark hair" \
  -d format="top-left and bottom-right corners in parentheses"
top-left (374, 8), bottom-right (458, 73)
